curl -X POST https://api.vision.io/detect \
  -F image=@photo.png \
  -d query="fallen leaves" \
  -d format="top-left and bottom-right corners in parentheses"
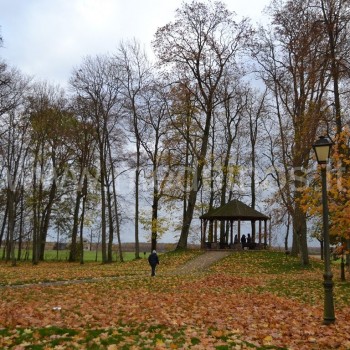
top-left (1, 251), bottom-right (350, 349)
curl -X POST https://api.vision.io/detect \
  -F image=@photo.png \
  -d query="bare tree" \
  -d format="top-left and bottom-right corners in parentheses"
top-left (317, 0), bottom-right (350, 263)
top-left (153, 0), bottom-right (253, 249)
top-left (0, 64), bottom-right (31, 265)
top-left (212, 75), bottom-right (247, 246)
top-left (28, 82), bottom-right (73, 263)
top-left (253, 0), bottom-right (331, 264)
top-left (70, 55), bottom-right (120, 263)
top-left (242, 88), bottom-right (268, 242)
top-left (137, 78), bottom-right (171, 251)
top-left (318, 0), bottom-right (350, 134)
top-left (114, 39), bottom-right (153, 259)
top-left (66, 97), bottom-right (97, 264)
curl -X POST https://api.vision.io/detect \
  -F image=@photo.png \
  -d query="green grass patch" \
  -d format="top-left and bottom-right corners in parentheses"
top-left (0, 325), bottom-right (288, 349)
top-left (0, 248), bottom-right (137, 263)
top-left (213, 250), bottom-right (325, 276)
top-left (209, 250), bottom-right (344, 308)
top-left (37, 326), bottom-right (79, 337)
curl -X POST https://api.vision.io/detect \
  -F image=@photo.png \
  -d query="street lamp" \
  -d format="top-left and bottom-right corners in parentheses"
top-left (312, 135), bottom-right (335, 324)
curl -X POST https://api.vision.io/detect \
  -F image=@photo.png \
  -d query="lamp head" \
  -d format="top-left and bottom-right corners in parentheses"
top-left (312, 136), bottom-right (333, 165)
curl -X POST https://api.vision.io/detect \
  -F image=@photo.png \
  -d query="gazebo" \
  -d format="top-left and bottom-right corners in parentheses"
top-left (199, 199), bottom-right (270, 250)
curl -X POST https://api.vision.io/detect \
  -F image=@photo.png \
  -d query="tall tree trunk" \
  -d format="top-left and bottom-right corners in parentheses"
top-left (321, 0), bottom-right (343, 135)
top-left (70, 189), bottom-right (82, 262)
top-left (284, 213), bottom-right (290, 251)
top-left (70, 168), bottom-right (87, 262)
top-left (134, 140), bottom-right (141, 259)
top-left (321, 0), bottom-right (349, 267)
top-left (79, 176), bottom-right (88, 265)
top-left (32, 145), bottom-right (42, 265)
top-left (115, 209), bottom-right (123, 262)
top-left (107, 179), bottom-right (114, 263)
top-left (39, 180), bottom-right (57, 260)
top-left (150, 153), bottom-right (159, 252)
top-left (294, 182), bottom-right (309, 265)
top-left (291, 230), bottom-right (300, 256)
top-left (177, 109), bottom-right (212, 249)
top-left (209, 121), bottom-right (215, 212)
top-left (0, 206), bottom-right (8, 250)
top-left (100, 153), bottom-right (107, 264)
top-left (17, 186), bottom-right (24, 261)
top-left (250, 155), bottom-right (256, 240)
top-left (108, 141), bottom-right (123, 262)
top-left (32, 202), bottom-right (40, 264)
top-left (182, 114), bottom-right (190, 231)
top-left (177, 186), bottom-right (197, 250)
top-left (151, 198), bottom-right (158, 252)
top-left (219, 139), bottom-right (233, 244)
top-left (7, 187), bottom-right (16, 266)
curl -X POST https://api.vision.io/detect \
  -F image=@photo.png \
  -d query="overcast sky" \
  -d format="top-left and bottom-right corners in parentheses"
top-left (0, 0), bottom-right (272, 243)
top-left (0, 0), bottom-right (270, 88)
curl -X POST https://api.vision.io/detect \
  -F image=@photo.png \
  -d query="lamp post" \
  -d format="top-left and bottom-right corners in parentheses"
top-left (312, 135), bottom-right (335, 324)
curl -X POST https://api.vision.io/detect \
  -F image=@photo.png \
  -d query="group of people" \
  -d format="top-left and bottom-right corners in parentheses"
top-left (240, 234), bottom-right (252, 245)
top-left (234, 234), bottom-right (252, 248)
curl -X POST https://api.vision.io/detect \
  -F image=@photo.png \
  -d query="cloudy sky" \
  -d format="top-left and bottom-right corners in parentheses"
top-left (0, 0), bottom-right (270, 88)
top-left (0, 0), bottom-right (272, 243)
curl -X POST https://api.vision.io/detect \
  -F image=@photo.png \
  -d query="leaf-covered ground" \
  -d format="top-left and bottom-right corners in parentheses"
top-left (1, 250), bottom-right (350, 349)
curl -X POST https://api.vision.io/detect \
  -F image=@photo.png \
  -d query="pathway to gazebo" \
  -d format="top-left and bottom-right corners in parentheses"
top-left (173, 250), bottom-right (232, 274)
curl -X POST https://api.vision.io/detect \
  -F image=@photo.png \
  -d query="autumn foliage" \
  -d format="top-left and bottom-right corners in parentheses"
top-left (1, 250), bottom-right (350, 349)
top-left (300, 129), bottom-right (350, 243)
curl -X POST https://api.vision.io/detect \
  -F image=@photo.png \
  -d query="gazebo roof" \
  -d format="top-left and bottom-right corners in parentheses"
top-left (200, 199), bottom-right (269, 221)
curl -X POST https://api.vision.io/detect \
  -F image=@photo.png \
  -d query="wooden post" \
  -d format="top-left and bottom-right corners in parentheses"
top-left (201, 219), bottom-right (207, 249)
top-left (259, 221), bottom-right (262, 245)
top-left (214, 220), bottom-right (218, 243)
top-left (259, 220), bottom-right (262, 244)
top-left (238, 220), bottom-right (241, 242)
top-left (252, 220), bottom-right (256, 243)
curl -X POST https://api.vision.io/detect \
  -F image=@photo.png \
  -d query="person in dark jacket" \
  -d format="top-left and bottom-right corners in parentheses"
top-left (241, 234), bottom-right (247, 247)
top-left (148, 250), bottom-right (159, 276)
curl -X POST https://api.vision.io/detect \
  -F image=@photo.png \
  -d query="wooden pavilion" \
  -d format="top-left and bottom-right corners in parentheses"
top-left (200, 199), bottom-right (270, 250)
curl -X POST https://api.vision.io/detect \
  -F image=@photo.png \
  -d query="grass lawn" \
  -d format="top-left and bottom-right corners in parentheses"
top-left (0, 250), bottom-right (350, 349)
top-left (42, 250), bottom-right (139, 262)
top-left (0, 249), bottom-right (138, 263)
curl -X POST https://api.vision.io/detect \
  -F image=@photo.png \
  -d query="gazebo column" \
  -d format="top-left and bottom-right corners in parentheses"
top-left (264, 219), bottom-right (268, 248)
top-left (219, 220), bottom-right (225, 246)
top-left (259, 220), bottom-right (262, 244)
top-left (214, 220), bottom-right (218, 243)
top-left (238, 220), bottom-right (241, 242)
top-left (230, 220), bottom-right (233, 245)
top-left (251, 220), bottom-right (256, 243)
top-left (201, 219), bottom-right (207, 249)
top-left (208, 220), bottom-right (214, 243)
top-left (258, 220), bottom-right (262, 245)
top-left (200, 219), bottom-right (203, 248)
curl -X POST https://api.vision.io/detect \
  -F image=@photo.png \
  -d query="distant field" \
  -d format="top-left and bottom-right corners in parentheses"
top-left (0, 249), bottom-right (143, 262)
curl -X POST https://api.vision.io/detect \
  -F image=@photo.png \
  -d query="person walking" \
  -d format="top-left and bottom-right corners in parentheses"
top-left (148, 250), bottom-right (159, 276)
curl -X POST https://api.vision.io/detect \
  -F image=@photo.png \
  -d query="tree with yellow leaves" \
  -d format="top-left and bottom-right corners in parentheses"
top-left (300, 128), bottom-right (350, 259)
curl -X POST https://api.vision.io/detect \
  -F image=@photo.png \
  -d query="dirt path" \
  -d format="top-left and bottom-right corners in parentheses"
top-left (172, 250), bottom-right (232, 274)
